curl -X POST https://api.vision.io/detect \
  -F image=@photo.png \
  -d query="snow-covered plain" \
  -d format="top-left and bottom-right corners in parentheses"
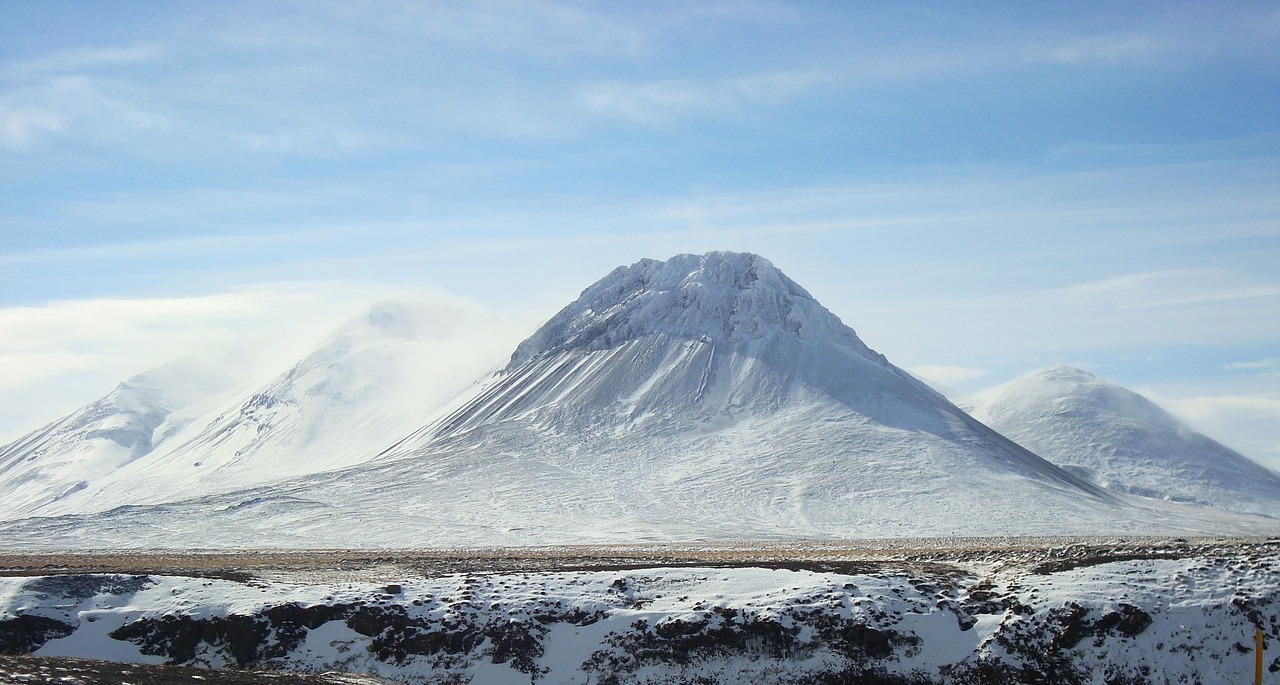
top-left (1, 539), bottom-right (1276, 684)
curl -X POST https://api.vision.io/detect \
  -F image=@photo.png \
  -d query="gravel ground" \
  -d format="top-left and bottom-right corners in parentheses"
top-left (1, 536), bottom-right (1267, 583)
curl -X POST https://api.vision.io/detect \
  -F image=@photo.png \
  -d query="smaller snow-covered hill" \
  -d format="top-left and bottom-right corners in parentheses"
top-left (964, 365), bottom-right (1280, 518)
top-left (13, 299), bottom-right (521, 519)
top-left (0, 357), bottom-right (241, 521)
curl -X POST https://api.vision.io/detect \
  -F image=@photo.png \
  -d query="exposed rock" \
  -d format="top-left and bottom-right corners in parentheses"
top-left (0, 614), bottom-right (75, 654)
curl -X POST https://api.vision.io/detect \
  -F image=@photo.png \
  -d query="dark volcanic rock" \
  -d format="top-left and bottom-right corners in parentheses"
top-left (110, 604), bottom-right (353, 666)
top-left (0, 614), bottom-right (75, 654)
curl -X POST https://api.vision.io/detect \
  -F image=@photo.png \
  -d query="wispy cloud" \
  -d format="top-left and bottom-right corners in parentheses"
top-left (0, 282), bottom-right (414, 442)
top-left (1047, 32), bottom-right (1166, 65)
top-left (578, 70), bottom-right (830, 125)
top-left (908, 364), bottom-right (988, 385)
top-left (1061, 270), bottom-right (1280, 311)
top-left (309, 1), bottom-right (650, 58)
top-left (4, 43), bottom-right (163, 76)
top-left (1146, 391), bottom-right (1280, 471)
top-left (1226, 358), bottom-right (1280, 375)
top-left (0, 285), bottom-right (376, 372)
top-left (230, 127), bottom-right (386, 156)
top-left (579, 80), bottom-right (716, 124)
top-left (0, 76), bottom-right (165, 149)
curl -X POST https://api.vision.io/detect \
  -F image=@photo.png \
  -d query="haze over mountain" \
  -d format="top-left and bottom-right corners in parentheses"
top-left (0, 299), bottom-right (519, 521)
top-left (0, 253), bottom-right (1276, 548)
top-left (0, 354), bottom-right (243, 520)
top-left (963, 365), bottom-right (1280, 518)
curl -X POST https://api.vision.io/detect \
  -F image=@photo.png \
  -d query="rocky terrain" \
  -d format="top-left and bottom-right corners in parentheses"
top-left (0, 653), bottom-right (394, 684)
top-left (0, 538), bottom-right (1275, 684)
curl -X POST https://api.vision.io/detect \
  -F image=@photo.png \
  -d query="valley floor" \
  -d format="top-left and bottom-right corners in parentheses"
top-left (0, 535), bottom-right (1257, 581)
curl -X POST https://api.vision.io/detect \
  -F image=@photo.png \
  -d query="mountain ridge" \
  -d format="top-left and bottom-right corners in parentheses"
top-left (1, 253), bottom-right (1276, 547)
top-left (1, 298), bottom-right (520, 520)
top-left (0, 355), bottom-right (245, 520)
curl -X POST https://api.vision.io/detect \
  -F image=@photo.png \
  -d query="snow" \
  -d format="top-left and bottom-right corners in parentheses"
top-left (0, 299), bottom-right (521, 521)
top-left (0, 354), bottom-right (246, 521)
top-left (510, 252), bottom-right (871, 364)
top-left (34, 608), bottom-right (162, 664)
top-left (964, 365), bottom-right (1280, 518)
top-left (895, 610), bottom-right (993, 668)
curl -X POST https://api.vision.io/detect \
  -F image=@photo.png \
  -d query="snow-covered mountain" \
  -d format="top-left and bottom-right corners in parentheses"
top-left (963, 365), bottom-right (1280, 518)
top-left (371, 251), bottom-right (1125, 541)
top-left (0, 355), bottom-right (243, 520)
top-left (2, 254), bottom-right (1276, 548)
top-left (1, 299), bottom-right (521, 520)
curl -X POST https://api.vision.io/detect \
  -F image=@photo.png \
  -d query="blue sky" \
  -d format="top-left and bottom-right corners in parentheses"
top-left (1, 2), bottom-right (1278, 466)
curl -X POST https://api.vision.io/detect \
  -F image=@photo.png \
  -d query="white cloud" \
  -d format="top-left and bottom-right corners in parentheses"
top-left (1225, 358), bottom-right (1280, 375)
top-left (579, 80), bottom-right (716, 124)
top-left (1060, 270), bottom-right (1280, 311)
top-left (307, 1), bottom-right (650, 58)
top-left (578, 70), bottom-right (830, 125)
top-left (1147, 392), bottom-right (1280, 473)
top-left (0, 76), bottom-right (165, 149)
top-left (231, 127), bottom-right (384, 156)
top-left (4, 43), bottom-right (163, 76)
top-left (1048, 32), bottom-right (1165, 65)
top-left (908, 364), bottom-right (988, 385)
top-left (0, 282), bottom-right (414, 442)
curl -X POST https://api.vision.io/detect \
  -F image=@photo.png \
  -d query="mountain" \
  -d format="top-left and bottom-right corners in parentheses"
top-left (3, 299), bottom-right (521, 519)
top-left (0, 355), bottom-right (241, 520)
top-left (963, 365), bottom-right (1280, 518)
top-left (362, 252), bottom-right (1149, 543)
top-left (3, 254), bottom-right (1275, 549)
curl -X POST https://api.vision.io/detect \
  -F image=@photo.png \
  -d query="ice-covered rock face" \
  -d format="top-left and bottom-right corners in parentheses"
top-left (512, 252), bottom-right (865, 364)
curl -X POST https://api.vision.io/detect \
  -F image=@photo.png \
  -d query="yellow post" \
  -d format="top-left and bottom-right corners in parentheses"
top-left (1260, 627), bottom-right (1266, 685)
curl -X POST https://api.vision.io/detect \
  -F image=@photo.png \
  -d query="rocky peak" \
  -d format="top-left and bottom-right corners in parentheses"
top-left (510, 251), bottom-right (867, 364)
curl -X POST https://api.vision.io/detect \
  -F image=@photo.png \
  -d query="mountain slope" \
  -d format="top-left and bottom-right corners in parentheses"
top-left (0, 356), bottom-right (240, 520)
top-left (411, 252), bottom-right (1099, 490)
top-left (9, 299), bottom-right (521, 519)
top-left (963, 365), bottom-right (1280, 518)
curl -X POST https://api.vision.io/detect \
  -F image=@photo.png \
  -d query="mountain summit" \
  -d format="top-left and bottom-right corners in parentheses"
top-left (0, 356), bottom-right (241, 520)
top-left (428, 252), bottom-right (904, 438)
top-left (511, 252), bottom-right (872, 362)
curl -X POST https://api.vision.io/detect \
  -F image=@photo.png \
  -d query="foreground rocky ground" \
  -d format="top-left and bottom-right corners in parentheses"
top-left (0, 537), bottom-right (1276, 684)
top-left (0, 653), bottom-right (394, 684)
